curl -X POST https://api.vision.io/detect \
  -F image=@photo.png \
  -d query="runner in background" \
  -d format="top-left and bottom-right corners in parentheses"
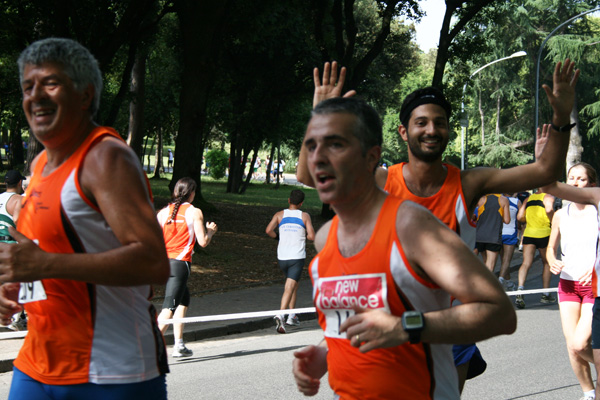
top-left (546, 162), bottom-right (598, 400)
top-left (499, 193), bottom-right (522, 291)
top-left (266, 189), bottom-right (315, 333)
top-left (157, 177), bottom-right (217, 357)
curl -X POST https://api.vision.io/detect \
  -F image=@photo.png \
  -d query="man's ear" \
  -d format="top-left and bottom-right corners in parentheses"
top-left (81, 84), bottom-right (94, 111)
top-left (366, 146), bottom-right (381, 173)
top-left (398, 125), bottom-right (408, 142)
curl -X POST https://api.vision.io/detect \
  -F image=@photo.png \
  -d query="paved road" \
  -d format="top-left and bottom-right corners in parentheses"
top-left (0, 306), bottom-right (579, 399)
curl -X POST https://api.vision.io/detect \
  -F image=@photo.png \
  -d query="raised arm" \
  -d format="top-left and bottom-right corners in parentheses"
top-left (462, 59), bottom-right (580, 204)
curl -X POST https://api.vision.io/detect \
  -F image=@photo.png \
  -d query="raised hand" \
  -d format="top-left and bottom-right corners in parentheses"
top-left (313, 61), bottom-right (357, 109)
top-left (542, 59), bottom-right (580, 125)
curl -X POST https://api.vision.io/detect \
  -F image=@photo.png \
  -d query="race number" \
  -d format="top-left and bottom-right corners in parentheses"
top-left (315, 273), bottom-right (390, 339)
top-left (19, 281), bottom-right (47, 304)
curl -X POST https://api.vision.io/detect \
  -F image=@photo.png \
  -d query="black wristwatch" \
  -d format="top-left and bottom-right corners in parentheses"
top-left (550, 122), bottom-right (576, 133)
top-left (402, 310), bottom-right (425, 344)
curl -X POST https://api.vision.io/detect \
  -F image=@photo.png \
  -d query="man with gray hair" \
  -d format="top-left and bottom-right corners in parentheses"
top-left (0, 38), bottom-right (170, 399)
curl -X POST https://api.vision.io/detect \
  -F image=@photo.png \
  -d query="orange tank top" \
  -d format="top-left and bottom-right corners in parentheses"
top-left (16, 126), bottom-right (167, 385)
top-left (384, 162), bottom-right (476, 248)
top-left (310, 196), bottom-right (458, 399)
top-left (159, 203), bottom-right (196, 261)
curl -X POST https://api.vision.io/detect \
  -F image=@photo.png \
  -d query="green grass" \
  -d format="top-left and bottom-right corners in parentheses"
top-left (149, 176), bottom-right (321, 214)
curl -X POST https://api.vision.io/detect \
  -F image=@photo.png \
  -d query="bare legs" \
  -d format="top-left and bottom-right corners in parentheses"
top-left (560, 301), bottom-right (594, 393)
top-left (499, 244), bottom-right (516, 280)
top-left (517, 244), bottom-right (536, 288)
top-left (280, 278), bottom-right (300, 311)
top-left (158, 304), bottom-right (188, 341)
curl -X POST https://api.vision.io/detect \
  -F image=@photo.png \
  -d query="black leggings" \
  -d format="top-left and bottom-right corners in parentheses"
top-left (161, 259), bottom-right (191, 312)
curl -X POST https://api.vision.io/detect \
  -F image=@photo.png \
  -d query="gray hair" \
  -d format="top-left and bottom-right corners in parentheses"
top-left (18, 38), bottom-right (103, 117)
top-left (311, 97), bottom-right (382, 155)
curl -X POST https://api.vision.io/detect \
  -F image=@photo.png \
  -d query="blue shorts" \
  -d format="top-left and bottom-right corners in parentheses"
top-left (502, 232), bottom-right (518, 246)
top-left (453, 344), bottom-right (487, 379)
top-left (9, 367), bottom-right (167, 400)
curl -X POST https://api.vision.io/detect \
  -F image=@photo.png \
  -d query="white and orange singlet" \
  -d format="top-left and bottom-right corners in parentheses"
top-left (157, 203), bottom-right (196, 262)
top-left (16, 126), bottom-right (168, 385)
top-left (310, 196), bottom-right (459, 399)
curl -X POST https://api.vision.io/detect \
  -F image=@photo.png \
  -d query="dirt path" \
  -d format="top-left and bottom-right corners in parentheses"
top-left (153, 202), bottom-right (324, 298)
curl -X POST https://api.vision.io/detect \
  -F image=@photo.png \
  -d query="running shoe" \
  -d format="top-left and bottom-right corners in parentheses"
top-left (502, 280), bottom-right (517, 292)
top-left (286, 316), bottom-right (300, 326)
top-left (579, 395), bottom-right (595, 400)
top-left (515, 294), bottom-right (525, 309)
top-left (540, 294), bottom-right (557, 304)
top-left (172, 344), bottom-right (193, 358)
top-left (8, 312), bottom-right (27, 331)
top-left (274, 315), bottom-right (286, 334)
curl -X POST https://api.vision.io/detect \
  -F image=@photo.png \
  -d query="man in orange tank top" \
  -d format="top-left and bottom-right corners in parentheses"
top-left (0, 38), bottom-right (170, 399)
top-left (292, 97), bottom-right (516, 399)
top-left (297, 59), bottom-right (580, 389)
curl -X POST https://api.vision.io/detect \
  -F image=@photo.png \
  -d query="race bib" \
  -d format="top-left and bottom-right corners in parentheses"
top-left (19, 281), bottom-right (47, 304)
top-left (316, 273), bottom-right (390, 339)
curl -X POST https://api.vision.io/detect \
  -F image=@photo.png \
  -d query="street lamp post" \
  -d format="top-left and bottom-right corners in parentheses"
top-left (460, 51), bottom-right (527, 170)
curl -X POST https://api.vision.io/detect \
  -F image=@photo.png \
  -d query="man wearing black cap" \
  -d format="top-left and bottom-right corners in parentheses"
top-left (298, 59), bottom-right (580, 391)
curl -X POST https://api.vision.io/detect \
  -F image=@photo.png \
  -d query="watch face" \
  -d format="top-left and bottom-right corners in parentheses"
top-left (404, 314), bottom-right (422, 328)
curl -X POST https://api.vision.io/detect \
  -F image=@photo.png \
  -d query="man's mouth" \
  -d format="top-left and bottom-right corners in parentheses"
top-left (316, 172), bottom-right (334, 184)
top-left (33, 109), bottom-right (55, 117)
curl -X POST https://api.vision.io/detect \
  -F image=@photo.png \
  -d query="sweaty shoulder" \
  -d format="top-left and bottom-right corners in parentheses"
top-left (375, 166), bottom-right (388, 189)
top-left (314, 219), bottom-right (333, 252)
top-left (79, 135), bottom-right (149, 206)
top-left (396, 200), bottom-right (437, 231)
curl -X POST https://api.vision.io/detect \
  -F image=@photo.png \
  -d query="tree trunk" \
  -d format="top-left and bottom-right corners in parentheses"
top-left (10, 120), bottom-right (24, 169)
top-left (431, 1), bottom-right (496, 88)
top-left (265, 144), bottom-right (275, 184)
top-left (146, 136), bottom-right (155, 174)
top-left (127, 47), bottom-right (147, 161)
top-left (495, 94), bottom-right (501, 144)
top-left (239, 148), bottom-right (258, 194)
top-left (172, 0), bottom-right (230, 198)
top-left (565, 99), bottom-right (582, 176)
top-left (152, 127), bottom-right (163, 179)
top-left (479, 90), bottom-right (485, 147)
top-left (24, 133), bottom-right (43, 176)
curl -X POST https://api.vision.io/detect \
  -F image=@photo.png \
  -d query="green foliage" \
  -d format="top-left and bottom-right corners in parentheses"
top-left (582, 89), bottom-right (600, 138)
top-left (205, 149), bottom-right (229, 180)
top-left (381, 109), bottom-right (407, 166)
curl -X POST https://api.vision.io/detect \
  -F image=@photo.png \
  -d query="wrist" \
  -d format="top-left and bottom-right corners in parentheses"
top-left (550, 121), bottom-right (576, 133)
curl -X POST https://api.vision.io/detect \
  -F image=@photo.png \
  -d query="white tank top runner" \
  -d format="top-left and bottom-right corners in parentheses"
top-left (560, 203), bottom-right (598, 281)
top-left (277, 209), bottom-right (306, 260)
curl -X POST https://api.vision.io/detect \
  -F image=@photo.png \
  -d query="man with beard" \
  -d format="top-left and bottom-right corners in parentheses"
top-left (297, 59), bottom-right (580, 390)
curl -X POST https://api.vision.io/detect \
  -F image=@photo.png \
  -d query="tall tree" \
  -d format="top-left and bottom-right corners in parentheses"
top-left (171, 0), bottom-right (230, 197)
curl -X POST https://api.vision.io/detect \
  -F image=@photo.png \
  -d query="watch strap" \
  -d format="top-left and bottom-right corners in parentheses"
top-left (407, 329), bottom-right (421, 344)
top-left (550, 122), bottom-right (576, 132)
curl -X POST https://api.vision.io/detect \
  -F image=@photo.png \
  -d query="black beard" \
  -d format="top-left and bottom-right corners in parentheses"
top-left (407, 139), bottom-right (447, 163)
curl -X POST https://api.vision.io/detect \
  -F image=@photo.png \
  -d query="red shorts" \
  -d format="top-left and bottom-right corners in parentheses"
top-left (558, 278), bottom-right (594, 304)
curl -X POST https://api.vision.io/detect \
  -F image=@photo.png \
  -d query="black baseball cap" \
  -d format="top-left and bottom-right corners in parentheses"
top-left (5, 170), bottom-right (25, 185)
